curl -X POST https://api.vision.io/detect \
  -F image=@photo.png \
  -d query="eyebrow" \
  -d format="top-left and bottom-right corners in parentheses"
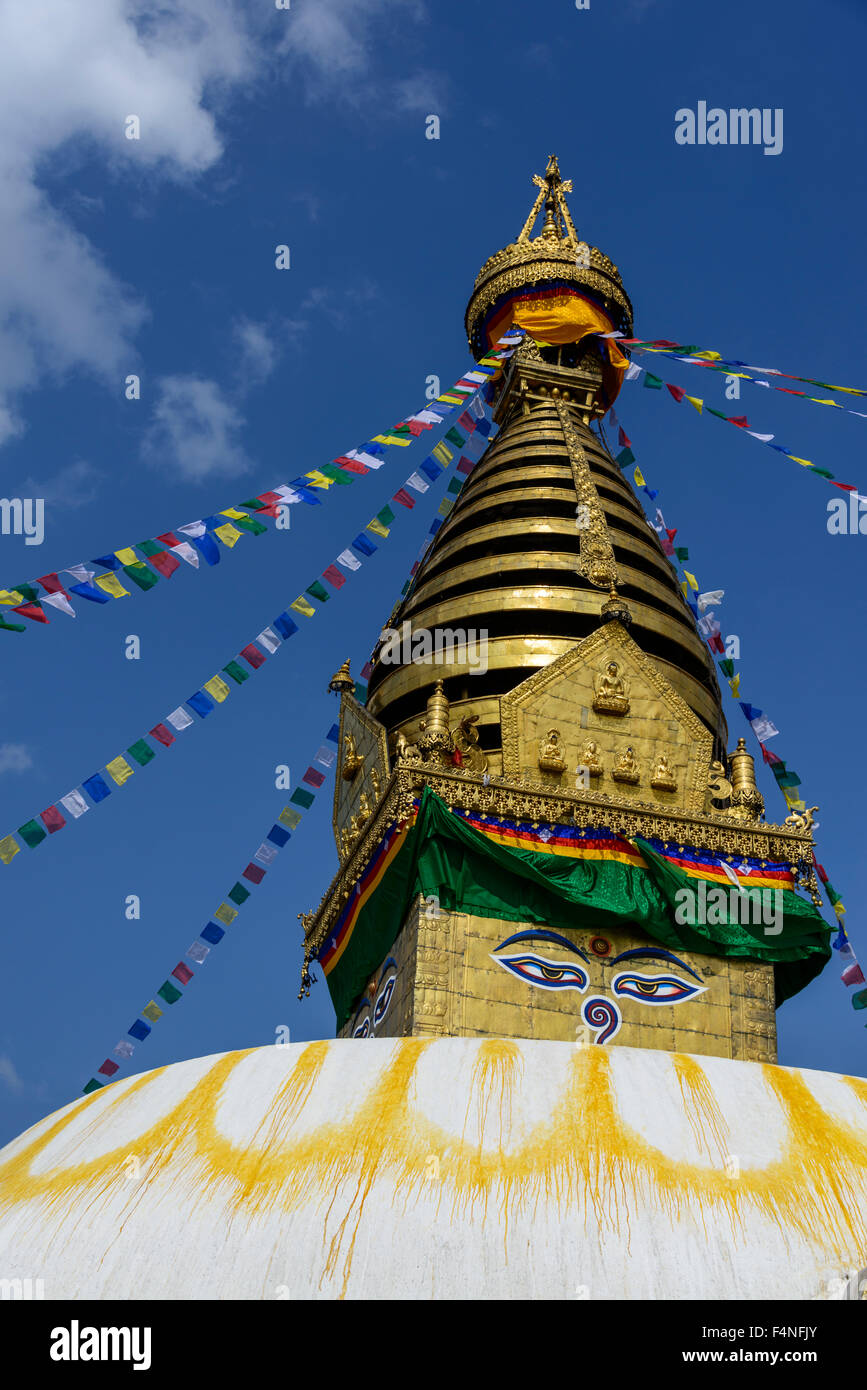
top-left (609, 947), bottom-right (703, 984)
top-left (495, 930), bottom-right (590, 962)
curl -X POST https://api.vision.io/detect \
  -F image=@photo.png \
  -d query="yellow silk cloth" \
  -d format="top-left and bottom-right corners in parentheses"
top-left (487, 290), bottom-right (628, 402)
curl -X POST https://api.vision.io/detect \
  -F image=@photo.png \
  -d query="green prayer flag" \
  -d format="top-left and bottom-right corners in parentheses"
top-left (706, 407), bottom-right (728, 420)
top-left (127, 739), bottom-right (155, 767)
top-left (240, 498), bottom-right (267, 511)
top-left (354, 680), bottom-right (367, 703)
top-left (615, 447), bottom-right (635, 469)
top-left (136, 539), bottom-right (163, 558)
top-left (447, 477), bottom-right (463, 495)
top-left (321, 464), bottom-right (353, 486)
top-left (674, 546), bottom-right (689, 561)
top-left (377, 505), bottom-right (395, 527)
top-left (306, 580), bottom-right (330, 603)
top-left (13, 582), bottom-right (40, 602)
top-left (719, 659), bottom-right (735, 678)
top-left (810, 467), bottom-right (834, 479)
top-left (853, 987), bottom-right (867, 1011)
top-left (223, 660), bottom-right (249, 685)
top-left (774, 771), bottom-right (802, 789)
top-left (643, 374), bottom-right (663, 389)
top-left (157, 980), bottom-right (182, 1005)
top-left (122, 562), bottom-right (160, 592)
top-left (229, 513), bottom-right (268, 536)
top-left (228, 881), bottom-right (250, 906)
top-left (82, 1079), bottom-right (103, 1094)
top-left (18, 819), bottom-right (46, 849)
top-left (290, 787), bottom-right (315, 809)
top-left (445, 426), bottom-right (465, 447)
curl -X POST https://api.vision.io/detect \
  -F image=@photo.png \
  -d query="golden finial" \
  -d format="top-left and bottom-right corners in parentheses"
top-left (328, 658), bottom-right (354, 694)
top-left (518, 153), bottom-right (578, 245)
top-left (601, 583), bottom-right (632, 628)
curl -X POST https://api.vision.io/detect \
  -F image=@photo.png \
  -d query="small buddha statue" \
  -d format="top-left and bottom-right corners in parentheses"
top-left (593, 660), bottom-right (629, 715)
top-left (358, 790), bottom-right (373, 823)
top-left (341, 731), bottom-right (364, 780)
top-left (538, 728), bottom-right (566, 773)
top-left (650, 752), bottom-right (677, 792)
top-left (612, 746), bottom-right (640, 784)
top-left (578, 739), bottom-right (603, 778)
top-left (369, 766), bottom-right (381, 800)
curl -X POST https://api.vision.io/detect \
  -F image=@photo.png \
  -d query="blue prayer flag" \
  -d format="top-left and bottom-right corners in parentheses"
top-left (83, 773), bottom-right (111, 803)
top-left (201, 923), bottom-right (225, 945)
top-left (69, 582), bottom-right (111, 605)
top-left (326, 723), bottom-right (340, 744)
top-left (187, 690), bottom-right (214, 719)
top-left (128, 1019), bottom-right (151, 1041)
top-left (192, 533), bottom-right (221, 566)
top-left (267, 824), bottom-right (290, 848)
top-left (352, 533), bottom-right (377, 557)
top-left (93, 554), bottom-right (122, 571)
top-left (273, 611), bottom-right (299, 640)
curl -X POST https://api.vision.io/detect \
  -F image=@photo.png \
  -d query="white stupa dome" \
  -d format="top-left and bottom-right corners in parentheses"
top-left (0, 1038), bottom-right (864, 1300)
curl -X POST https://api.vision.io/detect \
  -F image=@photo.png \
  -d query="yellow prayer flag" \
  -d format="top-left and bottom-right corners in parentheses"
top-left (304, 470), bottom-right (333, 489)
top-left (807, 398), bottom-right (842, 407)
top-left (215, 523), bottom-right (243, 548)
top-left (833, 901), bottom-right (847, 917)
top-left (437, 394), bottom-right (463, 404)
top-left (372, 434), bottom-right (411, 446)
top-left (787, 455), bottom-right (813, 467)
top-left (204, 675), bottom-right (230, 703)
top-left (114, 547), bottom-right (138, 565)
top-left (0, 590), bottom-right (24, 606)
top-left (95, 573), bottom-right (130, 599)
top-left (142, 1001), bottom-right (163, 1023)
top-left (214, 901), bottom-right (238, 927)
top-left (728, 674), bottom-right (741, 697)
top-left (685, 396), bottom-right (703, 413)
top-left (683, 570), bottom-right (699, 591)
top-left (106, 755), bottom-right (135, 786)
top-left (366, 518), bottom-right (389, 539)
top-left (0, 835), bottom-right (20, 866)
top-left (680, 580), bottom-right (688, 598)
top-left (633, 466), bottom-right (646, 488)
top-left (290, 596), bottom-right (315, 618)
top-left (219, 507), bottom-right (247, 519)
top-left (693, 350), bottom-right (721, 360)
top-left (432, 442), bottom-right (453, 464)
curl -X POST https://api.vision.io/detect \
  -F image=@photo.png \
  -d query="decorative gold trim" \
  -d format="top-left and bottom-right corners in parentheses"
top-left (556, 399), bottom-right (617, 589)
top-left (331, 693), bottom-right (390, 861)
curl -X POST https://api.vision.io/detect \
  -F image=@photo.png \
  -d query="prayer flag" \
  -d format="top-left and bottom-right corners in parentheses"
top-left (201, 922), bottom-right (225, 944)
top-left (192, 533), bottom-right (221, 566)
top-left (267, 824), bottom-right (291, 848)
top-left (106, 756), bottom-right (135, 786)
top-left (60, 789), bottom-right (89, 818)
top-left (114, 547), bottom-right (138, 565)
top-left (314, 744), bottom-right (336, 768)
top-left (40, 805), bottom-right (66, 834)
top-left (666, 384), bottom-right (685, 402)
top-left (393, 488), bottom-right (415, 509)
top-left (83, 773), bottom-right (111, 802)
top-left (149, 723), bottom-right (176, 747)
top-left (254, 843), bottom-right (279, 866)
top-left (432, 442), bottom-right (453, 464)
top-left (223, 660), bottom-right (249, 686)
top-left (215, 523), bottom-right (243, 548)
top-left (18, 818), bottom-right (46, 848)
top-left (142, 1001), bottom-right (163, 1023)
top-left (728, 675), bottom-right (741, 697)
top-left (615, 447), bottom-right (635, 469)
top-left (128, 739), bottom-right (155, 767)
top-left (204, 675), bottom-right (230, 703)
top-left (683, 571), bottom-right (699, 590)
top-left (352, 534), bottom-right (377, 557)
top-left (157, 980), bottom-right (182, 1005)
top-left (457, 456), bottom-right (475, 475)
top-left (257, 627), bottom-right (281, 652)
top-left (306, 581), bottom-right (330, 604)
top-left (273, 612), bottom-right (300, 640)
top-left (675, 547), bottom-right (689, 562)
top-left (853, 988), bottom-right (867, 1011)
top-left (634, 466), bottom-right (646, 488)
top-left (187, 691), bottom-right (215, 719)
top-left (302, 766), bottom-right (325, 788)
top-left (644, 373), bottom-right (663, 389)
top-left (128, 1019), bottom-right (151, 1041)
top-left (698, 590), bottom-right (725, 611)
top-left (337, 549), bottom-right (362, 572)
top-left (147, 550), bottom-right (180, 579)
top-left (842, 962), bottom-right (866, 987)
top-left (41, 592), bottom-right (76, 617)
top-left (279, 807), bottom-right (302, 830)
top-left (228, 881), bottom-right (250, 906)
top-left (751, 715), bottom-right (779, 741)
top-left (113, 1039), bottom-right (135, 1060)
top-left (366, 517), bottom-right (390, 538)
top-left (172, 542), bottom-right (199, 567)
top-left (95, 573), bottom-right (130, 599)
top-left (323, 564), bottom-right (346, 589)
top-left (243, 862), bottom-right (266, 884)
top-left (290, 787), bottom-right (315, 810)
top-left (98, 1059), bottom-right (119, 1077)
top-left (186, 941), bottom-right (210, 963)
top-left (405, 472), bottom-right (429, 494)
top-left (686, 396), bottom-right (703, 413)
top-left (172, 962), bottom-right (194, 986)
top-left (241, 643), bottom-right (267, 668)
top-left (122, 562), bottom-right (160, 592)
top-left (94, 554), bottom-right (121, 571)
top-left (445, 427), bottom-right (465, 447)
top-left (213, 902), bottom-right (238, 927)
top-left (0, 835), bottom-right (20, 865)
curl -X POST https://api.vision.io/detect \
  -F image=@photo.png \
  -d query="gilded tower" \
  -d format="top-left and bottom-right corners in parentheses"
top-left (302, 157), bottom-right (828, 1063)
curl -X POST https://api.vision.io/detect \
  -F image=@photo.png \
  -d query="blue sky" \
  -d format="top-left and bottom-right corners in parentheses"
top-left (0, 0), bottom-right (865, 1144)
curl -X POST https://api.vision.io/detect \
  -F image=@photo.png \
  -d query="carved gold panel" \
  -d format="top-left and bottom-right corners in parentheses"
top-left (332, 694), bottom-right (390, 861)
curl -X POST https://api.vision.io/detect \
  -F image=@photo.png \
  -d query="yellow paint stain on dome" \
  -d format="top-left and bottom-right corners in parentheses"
top-left (1, 1040), bottom-right (865, 1296)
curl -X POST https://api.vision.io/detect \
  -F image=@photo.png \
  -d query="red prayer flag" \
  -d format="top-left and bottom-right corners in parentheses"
top-left (13, 603), bottom-right (48, 623)
top-left (149, 722), bottom-right (176, 747)
top-left (40, 805), bottom-right (66, 834)
top-left (709, 633), bottom-right (725, 654)
top-left (98, 1059), bottom-right (119, 1077)
top-left (618, 427), bottom-right (631, 448)
top-left (156, 531), bottom-right (181, 547)
top-left (172, 961), bottom-right (194, 986)
top-left (778, 388), bottom-right (807, 396)
top-left (37, 573), bottom-right (69, 598)
top-left (457, 411), bottom-right (475, 431)
top-left (302, 766), bottom-right (326, 788)
top-left (457, 456), bottom-right (474, 475)
top-left (360, 661), bottom-right (373, 679)
top-left (147, 549), bottom-right (180, 578)
top-left (393, 488), bottom-right (415, 509)
top-left (322, 564), bottom-right (346, 589)
top-left (729, 415), bottom-right (749, 428)
top-left (257, 491), bottom-right (282, 504)
top-left (666, 384), bottom-right (685, 402)
top-left (761, 745), bottom-right (783, 766)
top-left (843, 962), bottom-right (866, 987)
top-left (241, 643), bottom-right (266, 669)
top-left (830, 481), bottom-right (857, 491)
top-left (243, 862), bottom-right (266, 884)
top-left (334, 458), bottom-right (368, 475)
top-left (666, 528), bottom-right (677, 541)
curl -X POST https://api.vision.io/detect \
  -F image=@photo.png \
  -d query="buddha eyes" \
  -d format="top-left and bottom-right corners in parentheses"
top-left (493, 954), bottom-right (588, 991)
top-left (611, 971), bottom-right (705, 1004)
top-left (373, 975), bottom-right (396, 1025)
top-left (352, 1016), bottom-right (370, 1038)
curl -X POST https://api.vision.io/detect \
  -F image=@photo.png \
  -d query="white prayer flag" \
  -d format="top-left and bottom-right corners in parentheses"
top-left (625, 363), bottom-right (643, 381)
top-left (41, 592), bottom-right (75, 616)
top-left (113, 1039), bottom-right (135, 1060)
top-left (469, 395), bottom-right (485, 419)
top-left (257, 628), bottom-right (280, 654)
top-left (337, 549), bottom-right (362, 572)
top-left (747, 431), bottom-right (775, 442)
top-left (464, 371), bottom-right (489, 383)
top-left (172, 541), bottom-right (199, 567)
top-left (186, 941), bottom-right (210, 964)
top-left (313, 745), bottom-right (337, 768)
top-left (697, 590), bottom-right (725, 612)
top-left (751, 715), bottom-right (779, 741)
top-left (254, 842), bottom-right (279, 865)
top-left (346, 449), bottom-right (386, 469)
top-left (405, 472), bottom-right (429, 494)
top-left (178, 520), bottom-right (206, 538)
top-left (167, 707), bottom-right (194, 731)
top-left (273, 485), bottom-right (303, 503)
top-left (60, 789), bottom-right (88, 819)
top-left (66, 564), bottom-right (95, 584)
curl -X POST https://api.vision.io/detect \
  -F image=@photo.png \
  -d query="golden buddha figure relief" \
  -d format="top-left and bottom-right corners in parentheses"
top-left (612, 746), bottom-right (640, 785)
top-left (593, 660), bottom-right (629, 716)
top-left (650, 752), bottom-right (677, 792)
top-left (453, 713), bottom-right (488, 774)
top-left (357, 789), bottom-right (373, 823)
top-left (369, 766), bottom-right (381, 801)
top-left (341, 731), bottom-right (364, 781)
top-left (578, 738), bottom-right (604, 778)
top-left (538, 728), bottom-right (567, 773)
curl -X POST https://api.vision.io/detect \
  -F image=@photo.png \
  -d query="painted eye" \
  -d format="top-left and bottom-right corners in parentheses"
top-left (493, 954), bottom-right (588, 991)
top-left (612, 971), bottom-right (705, 1004)
top-left (353, 1016), bottom-right (370, 1038)
top-left (373, 975), bottom-right (396, 1026)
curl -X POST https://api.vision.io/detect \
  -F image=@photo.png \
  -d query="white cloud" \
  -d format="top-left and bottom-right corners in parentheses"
top-left (233, 319), bottom-right (278, 388)
top-left (279, 0), bottom-right (440, 108)
top-left (142, 375), bottom-right (250, 482)
top-left (22, 460), bottom-right (103, 511)
top-left (0, 0), bottom-right (257, 444)
top-left (0, 1056), bottom-right (23, 1092)
top-left (0, 743), bottom-right (33, 774)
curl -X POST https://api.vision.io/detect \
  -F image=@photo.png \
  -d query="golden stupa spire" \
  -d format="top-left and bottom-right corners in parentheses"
top-left (517, 154), bottom-right (579, 245)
